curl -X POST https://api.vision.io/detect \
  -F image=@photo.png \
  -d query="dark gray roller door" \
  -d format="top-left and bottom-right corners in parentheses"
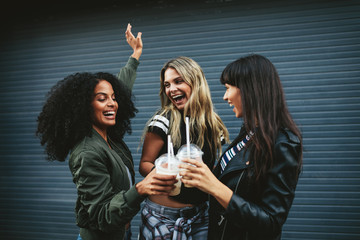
top-left (0, 0), bottom-right (359, 239)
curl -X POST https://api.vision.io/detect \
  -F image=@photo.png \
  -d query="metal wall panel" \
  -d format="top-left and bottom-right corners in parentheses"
top-left (0, 0), bottom-right (359, 239)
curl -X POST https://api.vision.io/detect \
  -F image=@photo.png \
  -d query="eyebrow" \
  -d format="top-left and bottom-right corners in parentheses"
top-left (94, 92), bottom-right (115, 96)
top-left (94, 92), bottom-right (107, 96)
top-left (164, 76), bottom-right (183, 83)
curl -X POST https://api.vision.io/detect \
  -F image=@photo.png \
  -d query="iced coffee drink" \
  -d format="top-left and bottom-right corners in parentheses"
top-left (155, 154), bottom-right (181, 196)
top-left (176, 144), bottom-right (203, 188)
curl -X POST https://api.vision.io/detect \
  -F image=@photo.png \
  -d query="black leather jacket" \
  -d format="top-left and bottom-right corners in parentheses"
top-left (209, 127), bottom-right (302, 240)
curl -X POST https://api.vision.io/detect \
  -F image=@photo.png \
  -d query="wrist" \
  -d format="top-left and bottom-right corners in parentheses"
top-left (131, 49), bottom-right (143, 60)
top-left (210, 180), bottom-right (222, 197)
top-left (212, 180), bottom-right (228, 197)
top-left (135, 182), bottom-right (146, 196)
top-left (213, 181), bottom-right (233, 209)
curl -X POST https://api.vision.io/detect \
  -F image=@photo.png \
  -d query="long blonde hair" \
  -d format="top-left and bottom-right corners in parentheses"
top-left (146, 56), bottom-right (229, 158)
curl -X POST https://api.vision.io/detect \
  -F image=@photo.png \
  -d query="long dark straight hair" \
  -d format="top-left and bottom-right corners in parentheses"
top-left (220, 54), bottom-right (302, 180)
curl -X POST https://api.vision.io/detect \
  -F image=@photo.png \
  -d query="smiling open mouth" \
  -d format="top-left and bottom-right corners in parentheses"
top-left (103, 111), bottom-right (115, 117)
top-left (172, 94), bottom-right (185, 103)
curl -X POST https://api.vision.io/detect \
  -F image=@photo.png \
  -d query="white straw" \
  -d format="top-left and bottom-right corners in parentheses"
top-left (170, 142), bottom-right (174, 157)
top-left (167, 135), bottom-right (171, 169)
top-left (185, 117), bottom-right (190, 157)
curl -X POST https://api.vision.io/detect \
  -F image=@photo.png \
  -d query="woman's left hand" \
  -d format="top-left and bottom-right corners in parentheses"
top-left (125, 23), bottom-right (143, 60)
top-left (179, 158), bottom-right (234, 209)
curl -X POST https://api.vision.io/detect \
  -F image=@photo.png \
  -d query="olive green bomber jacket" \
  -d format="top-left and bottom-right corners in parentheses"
top-left (69, 57), bottom-right (145, 240)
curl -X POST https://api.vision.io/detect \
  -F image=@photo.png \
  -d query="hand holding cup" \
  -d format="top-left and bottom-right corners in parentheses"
top-left (155, 154), bottom-right (182, 196)
top-left (176, 144), bottom-right (203, 187)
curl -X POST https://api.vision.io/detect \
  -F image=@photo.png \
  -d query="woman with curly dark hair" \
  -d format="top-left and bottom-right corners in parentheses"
top-left (36, 24), bottom-right (177, 240)
top-left (179, 54), bottom-right (303, 240)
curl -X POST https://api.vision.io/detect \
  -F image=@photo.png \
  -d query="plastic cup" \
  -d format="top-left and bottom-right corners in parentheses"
top-left (155, 154), bottom-right (181, 196)
top-left (176, 144), bottom-right (203, 188)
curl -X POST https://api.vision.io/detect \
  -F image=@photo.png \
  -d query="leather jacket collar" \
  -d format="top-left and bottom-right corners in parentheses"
top-left (215, 126), bottom-right (254, 180)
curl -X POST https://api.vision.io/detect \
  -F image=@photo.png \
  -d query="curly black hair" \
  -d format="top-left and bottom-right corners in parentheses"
top-left (36, 72), bottom-right (137, 162)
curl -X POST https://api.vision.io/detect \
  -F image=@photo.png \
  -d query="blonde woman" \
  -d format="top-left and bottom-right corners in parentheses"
top-left (139, 56), bottom-right (229, 239)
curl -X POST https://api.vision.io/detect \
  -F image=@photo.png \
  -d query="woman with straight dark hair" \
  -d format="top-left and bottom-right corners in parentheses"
top-left (180, 54), bottom-right (303, 240)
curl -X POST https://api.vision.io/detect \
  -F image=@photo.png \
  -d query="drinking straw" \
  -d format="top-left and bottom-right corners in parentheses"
top-left (167, 135), bottom-right (171, 169)
top-left (170, 142), bottom-right (174, 157)
top-left (185, 117), bottom-right (190, 157)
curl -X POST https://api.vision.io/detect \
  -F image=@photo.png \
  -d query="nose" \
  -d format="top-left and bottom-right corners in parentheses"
top-left (223, 91), bottom-right (228, 101)
top-left (107, 98), bottom-right (115, 106)
top-left (169, 84), bottom-right (177, 92)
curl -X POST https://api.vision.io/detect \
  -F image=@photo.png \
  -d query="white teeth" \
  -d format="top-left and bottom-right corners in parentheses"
top-left (229, 104), bottom-right (233, 107)
top-left (172, 94), bottom-right (184, 100)
top-left (104, 111), bottom-right (115, 116)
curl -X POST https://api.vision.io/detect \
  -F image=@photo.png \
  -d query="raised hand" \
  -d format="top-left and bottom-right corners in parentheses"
top-left (125, 23), bottom-right (143, 60)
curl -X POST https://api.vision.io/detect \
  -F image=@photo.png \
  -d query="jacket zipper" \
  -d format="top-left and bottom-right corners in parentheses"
top-left (220, 216), bottom-right (227, 240)
top-left (219, 170), bottom-right (246, 240)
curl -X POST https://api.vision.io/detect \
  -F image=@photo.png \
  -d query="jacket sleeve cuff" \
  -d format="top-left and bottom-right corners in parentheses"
top-left (126, 57), bottom-right (140, 71)
top-left (124, 184), bottom-right (146, 208)
top-left (224, 193), bottom-right (246, 222)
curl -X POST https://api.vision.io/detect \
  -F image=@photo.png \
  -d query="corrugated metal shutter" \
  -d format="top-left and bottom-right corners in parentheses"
top-left (0, 0), bottom-right (359, 239)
